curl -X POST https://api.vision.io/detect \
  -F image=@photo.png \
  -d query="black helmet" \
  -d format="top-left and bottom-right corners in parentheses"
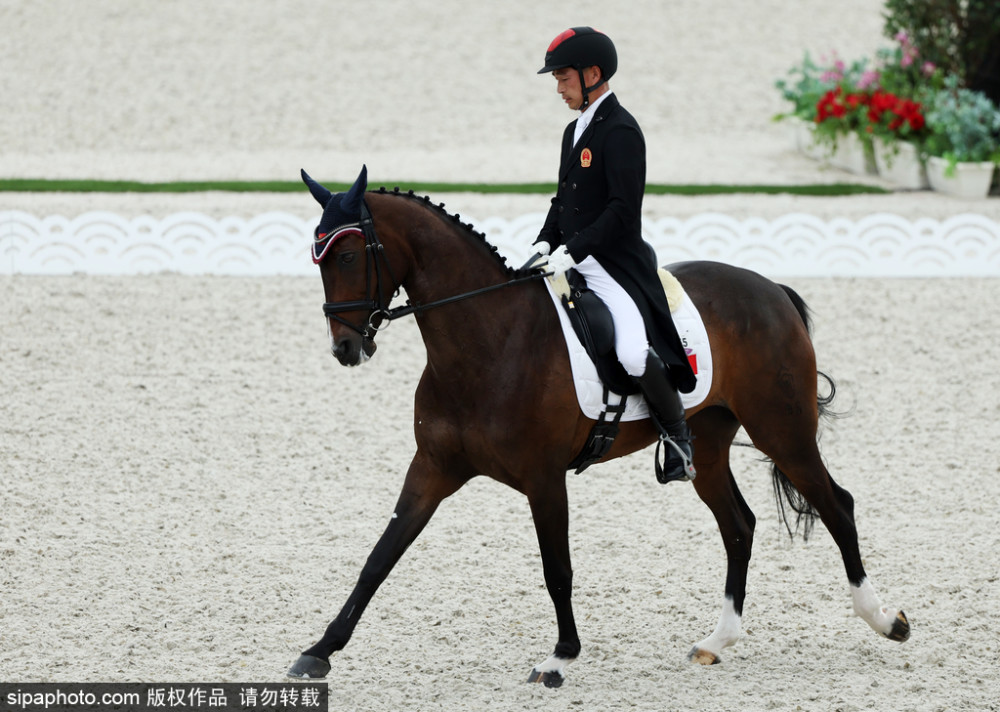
top-left (537, 26), bottom-right (617, 81)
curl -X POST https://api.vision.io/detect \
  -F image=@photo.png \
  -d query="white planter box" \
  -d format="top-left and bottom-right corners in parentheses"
top-left (874, 139), bottom-right (928, 190)
top-left (790, 117), bottom-right (825, 160)
top-left (824, 132), bottom-right (875, 175)
top-left (926, 156), bottom-right (996, 199)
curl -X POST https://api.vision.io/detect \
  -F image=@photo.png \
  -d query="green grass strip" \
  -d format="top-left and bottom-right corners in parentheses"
top-left (0, 178), bottom-right (890, 196)
top-left (644, 183), bottom-right (889, 196)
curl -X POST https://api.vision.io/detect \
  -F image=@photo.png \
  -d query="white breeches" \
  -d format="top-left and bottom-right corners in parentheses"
top-left (573, 256), bottom-right (649, 377)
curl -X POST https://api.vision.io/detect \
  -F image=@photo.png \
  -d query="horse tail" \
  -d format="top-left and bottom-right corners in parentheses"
top-left (769, 284), bottom-right (841, 540)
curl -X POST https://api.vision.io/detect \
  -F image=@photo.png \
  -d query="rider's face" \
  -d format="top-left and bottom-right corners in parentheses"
top-left (553, 66), bottom-right (601, 111)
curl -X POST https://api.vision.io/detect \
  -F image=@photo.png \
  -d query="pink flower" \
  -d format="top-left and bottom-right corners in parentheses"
top-left (857, 70), bottom-right (880, 89)
top-left (922, 61), bottom-right (936, 76)
top-left (820, 58), bottom-right (847, 83)
top-left (895, 30), bottom-right (920, 67)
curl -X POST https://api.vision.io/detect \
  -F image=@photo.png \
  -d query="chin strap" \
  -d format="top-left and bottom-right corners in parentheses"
top-left (577, 68), bottom-right (608, 109)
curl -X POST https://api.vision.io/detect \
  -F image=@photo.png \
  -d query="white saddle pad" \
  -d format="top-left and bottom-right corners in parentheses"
top-left (545, 270), bottom-right (712, 421)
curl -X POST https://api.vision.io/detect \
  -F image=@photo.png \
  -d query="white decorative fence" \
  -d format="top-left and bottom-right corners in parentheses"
top-left (2, 210), bottom-right (999, 277)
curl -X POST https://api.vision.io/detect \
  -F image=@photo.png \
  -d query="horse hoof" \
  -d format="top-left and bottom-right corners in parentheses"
top-left (287, 654), bottom-right (331, 679)
top-left (687, 646), bottom-right (721, 665)
top-left (885, 610), bottom-right (911, 642)
top-left (527, 668), bottom-right (564, 688)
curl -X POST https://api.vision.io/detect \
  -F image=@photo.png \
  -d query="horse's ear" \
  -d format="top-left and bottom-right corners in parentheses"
top-left (301, 169), bottom-right (333, 207)
top-left (341, 165), bottom-right (368, 214)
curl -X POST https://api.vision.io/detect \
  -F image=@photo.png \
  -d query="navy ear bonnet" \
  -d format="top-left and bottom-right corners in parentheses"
top-left (301, 165), bottom-right (368, 237)
top-left (302, 165), bottom-right (368, 262)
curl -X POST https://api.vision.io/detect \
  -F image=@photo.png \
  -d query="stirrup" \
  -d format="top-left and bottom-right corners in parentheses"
top-left (654, 435), bottom-right (696, 484)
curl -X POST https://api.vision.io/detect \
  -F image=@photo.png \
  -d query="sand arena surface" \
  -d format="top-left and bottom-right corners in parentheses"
top-left (2, 275), bottom-right (999, 711)
top-left (1, 1), bottom-right (999, 710)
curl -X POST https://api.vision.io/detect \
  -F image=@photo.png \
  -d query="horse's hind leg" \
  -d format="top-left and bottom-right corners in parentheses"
top-left (779, 454), bottom-right (909, 642)
top-left (686, 408), bottom-right (755, 665)
top-left (737, 376), bottom-right (911, 644)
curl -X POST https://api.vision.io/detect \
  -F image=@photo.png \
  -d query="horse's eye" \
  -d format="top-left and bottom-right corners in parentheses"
top-left (340, 252), bottom-right (357, 265)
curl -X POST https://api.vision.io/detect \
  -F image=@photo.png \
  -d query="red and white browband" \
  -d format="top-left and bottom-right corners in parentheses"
top-left (312, 224), bottom-right (364, 264)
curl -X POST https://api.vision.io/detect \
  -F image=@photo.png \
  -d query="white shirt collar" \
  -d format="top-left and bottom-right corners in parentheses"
top-left (573, 91), bottom-right (613, 146)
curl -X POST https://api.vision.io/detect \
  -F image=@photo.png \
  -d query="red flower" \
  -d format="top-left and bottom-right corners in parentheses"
top-left (815, 88), bottom-right (861, 123)
top-left (861, 90), bottom-right (926, 136)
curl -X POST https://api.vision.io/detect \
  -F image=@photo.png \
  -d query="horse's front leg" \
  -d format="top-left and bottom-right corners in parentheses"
top-left (287, 451), bottom-right (465, 679)
top-left (525, 478), bottom-right (580, 688)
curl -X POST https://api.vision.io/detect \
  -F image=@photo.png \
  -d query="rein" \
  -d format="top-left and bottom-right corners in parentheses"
top-left (381, 272), bottom-right (550, 321)
top-left (319, 199), bottom-right (548, 337)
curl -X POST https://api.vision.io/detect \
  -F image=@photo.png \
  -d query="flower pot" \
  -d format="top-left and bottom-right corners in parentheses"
top-left (824, 132), bottom-right (875, 175)
top-left (874, 139), bottom-right (928, 190)
top-left (925, 156), bottom-right (996, 199)
top-left (791, 118), bottom-right (825, 160)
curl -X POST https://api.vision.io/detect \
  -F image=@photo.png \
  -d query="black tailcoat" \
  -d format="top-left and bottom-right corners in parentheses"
top-left (536, 94), bottom-right (696, 393)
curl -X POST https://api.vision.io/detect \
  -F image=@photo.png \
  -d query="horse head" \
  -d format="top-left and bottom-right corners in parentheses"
top-left (302, 165), bottom-right (383, 366)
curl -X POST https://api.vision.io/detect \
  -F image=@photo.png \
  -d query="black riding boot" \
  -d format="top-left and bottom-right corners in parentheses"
top-left (633, 350), bottom-right (696, 484)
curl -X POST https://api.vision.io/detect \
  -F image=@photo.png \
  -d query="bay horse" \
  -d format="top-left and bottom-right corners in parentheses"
top-left (287, 166), bottom-right (910, 687)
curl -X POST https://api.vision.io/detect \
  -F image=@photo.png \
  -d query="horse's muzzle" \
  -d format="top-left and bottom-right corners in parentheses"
top-left (331, 334), bottom-right (377, 366)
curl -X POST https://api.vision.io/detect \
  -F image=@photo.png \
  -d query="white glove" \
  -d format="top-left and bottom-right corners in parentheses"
top-left (534, 241), bottom-right (551, 257)
top-left (546, 245), bottom-right (576, 274)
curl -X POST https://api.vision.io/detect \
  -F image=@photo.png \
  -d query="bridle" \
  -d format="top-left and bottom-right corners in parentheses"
top-left (315, 199), bottom-right (549, 340)
top-left (314, 200), bottom-right (399, 339)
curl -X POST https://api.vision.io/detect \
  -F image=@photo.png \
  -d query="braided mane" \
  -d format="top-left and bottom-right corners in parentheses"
top-left (373, 187), bottom-right (536, 279)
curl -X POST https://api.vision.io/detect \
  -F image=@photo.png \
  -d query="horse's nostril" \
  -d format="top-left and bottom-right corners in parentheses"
top-left (331, 337), bottom-right (360, 366)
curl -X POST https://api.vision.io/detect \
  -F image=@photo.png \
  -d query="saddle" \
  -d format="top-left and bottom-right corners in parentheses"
top-left (559, 268), bottom-right (640, 397)
top-left (554, 268), bottom-right (635, 474)
top-left (541, 256), bottom-right (703, 476)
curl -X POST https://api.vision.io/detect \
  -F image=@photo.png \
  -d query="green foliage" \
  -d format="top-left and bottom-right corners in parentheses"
top-left (774, 52), bottom-right (872, 122)
top-left (882, 0), bottom-right (1000, 90)
top-left (774, 53), bottom-right (833, 121)
top-left (923, 74), bottom-right (1000, 164)
top-left (873, 33), bottom-right (943, 98)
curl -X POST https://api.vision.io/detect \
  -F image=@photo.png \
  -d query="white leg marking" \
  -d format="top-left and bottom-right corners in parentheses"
top-left (692, 596), bottom-right (742, 659)
top-left (531, 654), bottom-right (572, 679)
top-left (851, 577), bottom-right (898, 637)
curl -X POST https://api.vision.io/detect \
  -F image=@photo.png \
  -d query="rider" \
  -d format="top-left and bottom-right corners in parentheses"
top-left (534, 26), bottom-right (697, 483)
